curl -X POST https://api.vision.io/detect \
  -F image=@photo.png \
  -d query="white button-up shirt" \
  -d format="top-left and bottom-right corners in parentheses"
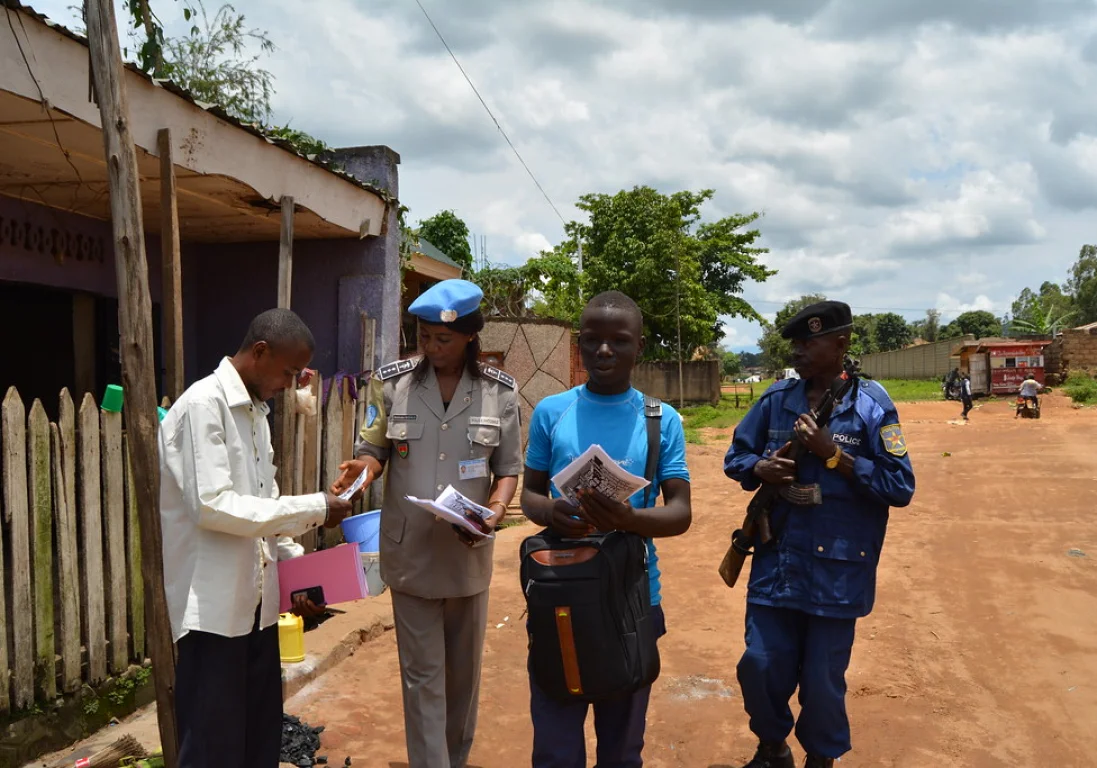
top-left (160, 357), bottom-right (327, 641)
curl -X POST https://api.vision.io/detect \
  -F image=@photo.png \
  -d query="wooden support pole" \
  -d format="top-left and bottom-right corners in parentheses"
top-left (86, 1), bottom-right (178, 763)
top-left (278, 196), bottom-right (294, 308)
top-left (159, 129), bottom-right (184, 401)
top-left (274, 196), bottom-right (296, 493)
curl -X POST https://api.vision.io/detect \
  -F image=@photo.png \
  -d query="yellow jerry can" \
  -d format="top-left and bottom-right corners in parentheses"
top-left (278, 612), bottom-right (305, 663)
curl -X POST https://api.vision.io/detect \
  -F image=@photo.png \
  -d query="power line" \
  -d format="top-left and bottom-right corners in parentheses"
top-left (739, 298), bottom-right (1004, 316)
top-left (411, 0), bottom-right (568, 228)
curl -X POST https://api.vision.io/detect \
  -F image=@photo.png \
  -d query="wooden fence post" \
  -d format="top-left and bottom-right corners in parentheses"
top-left (78, 393), bottom-right (107, 684)
top-left (3, 388), bottom-right (35, 710)
top-left (28, 400), bottom-right (55, 700)
top-left (0, 394), bottom-right (11, 714)
top-left (321, 378), bottom-right (346, 548)
top-left (102, 409), bottom-right (128, 674)
top-left (51, 412), bottom-right (81, 693)
top-left (298, 374), bottom-right (322, 553)
top-left (87, 0), bottom-right (178, 757)
top-left (124, 435), bottom-right (145, 663)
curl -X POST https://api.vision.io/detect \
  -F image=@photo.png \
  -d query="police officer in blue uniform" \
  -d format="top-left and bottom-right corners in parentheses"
top-left (724, 301), bottom-right (915, 768)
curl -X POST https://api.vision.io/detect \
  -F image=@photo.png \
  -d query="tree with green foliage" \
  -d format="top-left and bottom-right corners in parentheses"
top-left (850, 314), bottom-right (878, 357)
top-left (911, 309), bottom-right (941, 343)
top-left (524, 247), bottom-right (584, 321)
top-left (1012, 282), bottom-right (1073, 330)
top-left (758, 294), bottom-right (827, 371)
top-left (418, 210), bottom-right (475, 272)
top-left (721, 349), bottom-right (742, 378)
top-left (534, 187), bottom-right (774, 360)
top-left (873, 312), bottom-right (913, 352)
top-left (161, 3), bottom-right (274, 123)
top-left (941, 310), bottom-right (1002, 340)
top-left (1008, 304), bottom-right (1076, 336)
top-left (739, 351), bottom-right (764, 369)
top-left (1065, 244), bottom-right (1097, 325)
top-left (474, 263), bottom-right (529, 317)
top-left (106, 0), bottom-right (326, 151)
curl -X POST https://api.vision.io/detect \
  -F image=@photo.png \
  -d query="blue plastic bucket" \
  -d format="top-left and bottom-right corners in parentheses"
top-left (341, 509), bottom-right (381, 553)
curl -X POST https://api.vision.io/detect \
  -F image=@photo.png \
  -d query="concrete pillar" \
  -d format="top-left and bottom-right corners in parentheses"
top-left (324, 145), bottom-right (402, 369)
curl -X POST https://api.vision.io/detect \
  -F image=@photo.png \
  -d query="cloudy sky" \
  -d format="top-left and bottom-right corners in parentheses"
top-left (34, 0), bottom-right (1097, 350)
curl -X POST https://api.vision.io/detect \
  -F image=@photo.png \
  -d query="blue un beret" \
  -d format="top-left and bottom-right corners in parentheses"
top-left (408, 279), bottom-right (483, 324)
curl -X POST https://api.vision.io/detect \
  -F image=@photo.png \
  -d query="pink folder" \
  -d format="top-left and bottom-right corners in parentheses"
top-left (278, 543), bottom-right (369, 612)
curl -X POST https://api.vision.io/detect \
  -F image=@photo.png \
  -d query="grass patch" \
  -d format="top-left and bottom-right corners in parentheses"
top-left (1062, 373), bottom-right (1097, 404)
top-left (873, 378), bottom-right (942, 402)
top-left (680, 393), bottom-right (754, 444)
top-left (681, 378), bottom-right (947, 445)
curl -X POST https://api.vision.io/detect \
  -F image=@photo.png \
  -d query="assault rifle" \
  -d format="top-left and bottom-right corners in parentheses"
top-left (718, 357), bottom-right (862, 589)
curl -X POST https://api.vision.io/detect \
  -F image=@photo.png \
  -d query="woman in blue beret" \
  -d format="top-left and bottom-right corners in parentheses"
top-left (332, 278), bottom-right (522, 768)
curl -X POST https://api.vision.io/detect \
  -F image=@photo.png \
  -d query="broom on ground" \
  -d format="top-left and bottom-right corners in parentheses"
top-left (81, 734), bottom-right (148, 768)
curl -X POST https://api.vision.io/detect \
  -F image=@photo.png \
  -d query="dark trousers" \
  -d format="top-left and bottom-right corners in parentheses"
top-left (176, 610), bottom-right (282, 768)
top-left (736, 604), bottom-right (857, 759)
top-left (529, 605), bottom-right (666, 768)
top-left (961, 395), bottom-right (973, 419)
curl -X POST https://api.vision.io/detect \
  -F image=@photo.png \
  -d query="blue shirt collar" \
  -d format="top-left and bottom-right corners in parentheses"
top-left (579, 384), bottom-right (637, 405)
top-left (780, 378), bottom-right (856, 419)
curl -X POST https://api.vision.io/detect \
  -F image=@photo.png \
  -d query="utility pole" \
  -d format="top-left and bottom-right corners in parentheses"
top-left (86, 0), bottom-right (178, 764)
top-left (675, 234), bottom-right (685, 410)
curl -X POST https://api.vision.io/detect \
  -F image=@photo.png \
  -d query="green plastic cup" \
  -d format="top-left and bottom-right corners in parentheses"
top-left (101, 384), bottom-right (124, 413)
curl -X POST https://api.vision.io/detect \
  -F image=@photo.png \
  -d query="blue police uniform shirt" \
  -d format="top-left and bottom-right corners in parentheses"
top-left (525, 386), bottom-right (691, 606)
top-left (724, 378), bottom-right (915, 619)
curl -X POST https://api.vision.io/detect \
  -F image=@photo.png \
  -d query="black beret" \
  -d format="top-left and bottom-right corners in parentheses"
top-left (781, 301), bottom-right (853, 340)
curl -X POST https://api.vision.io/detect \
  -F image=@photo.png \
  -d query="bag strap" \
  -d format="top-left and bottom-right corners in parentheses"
top-left (642, 394), bottom-right (662, 507)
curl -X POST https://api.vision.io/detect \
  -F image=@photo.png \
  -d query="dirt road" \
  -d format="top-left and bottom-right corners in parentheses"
top-left (286, 394), bottom-right (1097, 767)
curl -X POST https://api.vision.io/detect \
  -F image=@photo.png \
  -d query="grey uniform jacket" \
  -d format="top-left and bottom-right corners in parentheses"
top-left (356, 358), bottom-right (522, 599)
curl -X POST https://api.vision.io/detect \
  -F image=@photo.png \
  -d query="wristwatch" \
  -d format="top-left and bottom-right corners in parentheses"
top-left (825, 445), bottom-right (843, 470)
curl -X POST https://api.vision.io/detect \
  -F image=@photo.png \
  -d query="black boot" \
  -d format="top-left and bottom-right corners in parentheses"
top-left (742, 740), bottom-right (796, 768)
top-left (804, 755), bottom-right (834, 768)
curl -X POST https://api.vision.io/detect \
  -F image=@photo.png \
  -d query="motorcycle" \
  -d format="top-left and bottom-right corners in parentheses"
top-left (942, 379), bottom-right (962, 401)
top-left (1016, 396), bottom-right (1041, 419)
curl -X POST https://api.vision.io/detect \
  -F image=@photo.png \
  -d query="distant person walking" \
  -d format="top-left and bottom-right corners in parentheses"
top-left (960, 373), bottom-right (974, 421)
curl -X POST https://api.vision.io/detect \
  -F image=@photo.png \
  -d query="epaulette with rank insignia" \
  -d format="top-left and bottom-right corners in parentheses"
top-left (480, 365), bottom-right (516, 389)
top-left (376, 357), bottom-right (421, 381)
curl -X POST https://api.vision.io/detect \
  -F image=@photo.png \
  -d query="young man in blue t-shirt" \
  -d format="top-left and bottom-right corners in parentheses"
top-left (521, 291), bottom-right (693, 767)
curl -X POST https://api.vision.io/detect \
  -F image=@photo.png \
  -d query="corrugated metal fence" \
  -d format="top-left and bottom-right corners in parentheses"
top-left (858, 336), bottom-right (974, 380)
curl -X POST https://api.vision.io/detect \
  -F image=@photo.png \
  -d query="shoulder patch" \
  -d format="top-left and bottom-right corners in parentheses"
top-left (880, 423), bottom-right (908, 457)
top-left (376, 357), bottom-right (421, 381)
top-left (480, 365), bottom-right (516, 389)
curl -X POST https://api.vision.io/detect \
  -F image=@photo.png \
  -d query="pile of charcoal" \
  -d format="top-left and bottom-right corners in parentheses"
top-left (280, 713), bottom-right (342, 767)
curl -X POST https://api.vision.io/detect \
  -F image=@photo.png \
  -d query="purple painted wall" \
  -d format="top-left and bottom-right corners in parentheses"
top-left (186, 235), bottom-right (389, 381)
top-left (0, 195), bottom-right (163, 300)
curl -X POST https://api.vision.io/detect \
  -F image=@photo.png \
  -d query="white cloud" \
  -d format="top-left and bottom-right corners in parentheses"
top-left (26, 0), bottom-right (1097, 350)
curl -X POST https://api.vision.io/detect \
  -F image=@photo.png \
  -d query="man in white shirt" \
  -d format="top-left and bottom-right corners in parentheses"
top-left (160, 308), bottom-right (352, 768)
top-left (1018, 374), bottom-right (1042, 415)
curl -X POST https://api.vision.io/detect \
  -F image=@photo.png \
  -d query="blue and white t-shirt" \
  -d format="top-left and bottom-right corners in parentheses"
top-left (525, 386), bottom-right (691, 605)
